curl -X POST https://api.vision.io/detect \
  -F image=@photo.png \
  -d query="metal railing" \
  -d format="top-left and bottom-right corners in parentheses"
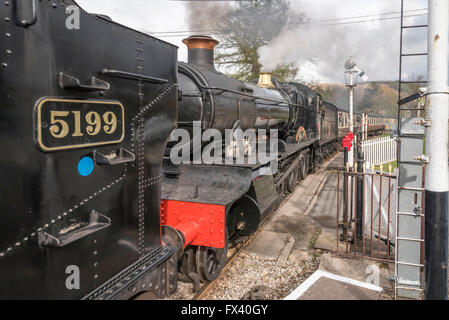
top-left (362, 136), bottom-right (397, 166)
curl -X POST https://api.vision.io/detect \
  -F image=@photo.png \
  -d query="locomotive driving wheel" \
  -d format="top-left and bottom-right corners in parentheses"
top-left (299, 155), bottom-right (309, 180)
top-left (195, 229), bottom-right (229, 282)
top-left (285, 168), bottom-right (298, 193)
top-left (323, 145), bottom-right (329, 158)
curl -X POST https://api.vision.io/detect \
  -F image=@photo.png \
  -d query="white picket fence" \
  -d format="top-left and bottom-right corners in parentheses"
top-left (362, 136), bottom-right (397, 166)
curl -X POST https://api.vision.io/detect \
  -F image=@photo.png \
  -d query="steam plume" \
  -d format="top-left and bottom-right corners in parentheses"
top-left (257, 0), bottom-right (426, 82)
top-left (185, 1), bottom-right (231, 31)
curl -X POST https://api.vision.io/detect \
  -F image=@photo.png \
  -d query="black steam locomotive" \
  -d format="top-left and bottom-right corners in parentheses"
top-left (0, 1), bottom-right (395, 299)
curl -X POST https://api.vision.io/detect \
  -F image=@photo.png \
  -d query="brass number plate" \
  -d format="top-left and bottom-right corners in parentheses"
top-left (36, 98), bottom-right (125, 151)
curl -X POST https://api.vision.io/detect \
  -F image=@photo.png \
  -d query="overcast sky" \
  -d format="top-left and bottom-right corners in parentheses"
top-left (75, 0), bottom-right (430, 83)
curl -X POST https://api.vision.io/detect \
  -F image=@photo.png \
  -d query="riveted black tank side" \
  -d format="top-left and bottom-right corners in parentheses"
top-left (0, 0), bottom-right (178, 299)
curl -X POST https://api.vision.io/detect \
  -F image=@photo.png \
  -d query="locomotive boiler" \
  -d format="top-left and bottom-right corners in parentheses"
top-left (177, 35), bottom-right (299, 143)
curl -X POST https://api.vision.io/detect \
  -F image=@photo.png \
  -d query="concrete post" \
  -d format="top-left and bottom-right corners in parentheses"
top-left (424, 0), bottom-right (449, 300)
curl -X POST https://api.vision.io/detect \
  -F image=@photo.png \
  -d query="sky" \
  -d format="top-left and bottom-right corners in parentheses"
top-left (75, 0), bottom-right (430, 83)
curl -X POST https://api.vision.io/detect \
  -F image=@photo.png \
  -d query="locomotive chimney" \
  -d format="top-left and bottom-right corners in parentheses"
top-left (182, 35), bottom-right (219, 70)
top-left (257, 72), bottom-right (275, 88)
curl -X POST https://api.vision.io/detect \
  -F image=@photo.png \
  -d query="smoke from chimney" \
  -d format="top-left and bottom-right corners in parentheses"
top-left (257, 0), bottom-right (410, 83)
top-left (185, 2), bottom-right (231, 31)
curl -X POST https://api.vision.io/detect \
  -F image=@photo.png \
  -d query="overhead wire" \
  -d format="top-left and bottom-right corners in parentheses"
top-left (148, 8), bottom-right (428, 37)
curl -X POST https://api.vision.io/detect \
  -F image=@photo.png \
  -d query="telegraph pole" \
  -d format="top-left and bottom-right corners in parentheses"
top-left (424, 0), bottom-right (449, 300)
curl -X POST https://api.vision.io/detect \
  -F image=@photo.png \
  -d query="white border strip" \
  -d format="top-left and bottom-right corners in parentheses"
top-left (284, 270), bottom-right (382, 300)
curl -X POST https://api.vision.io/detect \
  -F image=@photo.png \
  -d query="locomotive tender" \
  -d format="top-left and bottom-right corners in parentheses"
top-left (0, 1), bottom-right (396, 299)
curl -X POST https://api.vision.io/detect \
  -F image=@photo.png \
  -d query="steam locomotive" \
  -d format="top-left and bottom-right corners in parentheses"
top-left (0, 1), bottom-right (396, 299)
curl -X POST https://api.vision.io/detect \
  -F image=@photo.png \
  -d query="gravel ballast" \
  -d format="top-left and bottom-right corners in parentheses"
top-left (165, 249), bottom-right (321, 300)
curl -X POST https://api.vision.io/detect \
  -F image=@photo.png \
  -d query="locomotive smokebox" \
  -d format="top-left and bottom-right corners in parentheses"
top-left (182, 35), bottom-right (219, 70)
top-left (257, 72), bottom-right (275, 88)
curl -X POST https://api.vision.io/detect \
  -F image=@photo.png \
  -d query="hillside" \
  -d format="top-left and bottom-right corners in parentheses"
top-left (309, 81), bottom-right (423, 117)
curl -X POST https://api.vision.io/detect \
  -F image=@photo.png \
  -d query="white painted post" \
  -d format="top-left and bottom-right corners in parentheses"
top-left (424, 0), bottom-right (449, 300)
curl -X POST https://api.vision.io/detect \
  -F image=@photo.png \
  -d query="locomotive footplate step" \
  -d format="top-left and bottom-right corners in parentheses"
top-left (284, 270), bottom-right (382, 300)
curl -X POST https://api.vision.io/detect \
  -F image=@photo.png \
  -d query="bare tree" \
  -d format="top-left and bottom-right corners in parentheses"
top-left (215, 0), bottom-right (307, 82)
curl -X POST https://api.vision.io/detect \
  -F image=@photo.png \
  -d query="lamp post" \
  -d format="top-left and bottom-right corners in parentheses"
top-left (344, 59), bottom-right (369, 168)
top-left (345, 67), bottom-right (358, 167)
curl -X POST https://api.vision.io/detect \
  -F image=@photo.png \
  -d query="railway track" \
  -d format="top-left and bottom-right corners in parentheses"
top-left (192, 152), bottom-right (339, 300)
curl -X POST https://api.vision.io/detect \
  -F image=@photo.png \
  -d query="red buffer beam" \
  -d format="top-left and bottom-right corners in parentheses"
top-left (161, 200), bottom-right (226, 249)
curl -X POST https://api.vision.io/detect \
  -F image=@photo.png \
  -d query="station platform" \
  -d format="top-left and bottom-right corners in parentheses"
top-left (245, 153), bottom-right (343, 258)
top-left (284, 270), bottom-right (382, 300)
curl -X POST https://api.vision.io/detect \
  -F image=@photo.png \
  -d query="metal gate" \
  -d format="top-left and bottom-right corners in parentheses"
top-left (336, 165), bottom-right (397, 262)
